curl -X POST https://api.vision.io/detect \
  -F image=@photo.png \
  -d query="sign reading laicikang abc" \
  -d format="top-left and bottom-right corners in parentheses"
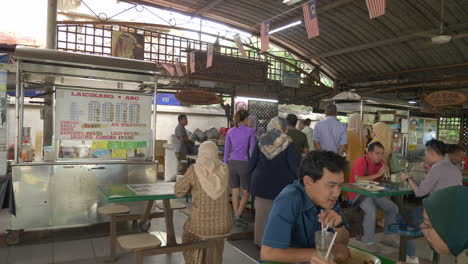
top-left (55, 88), bottom-right (152, 141)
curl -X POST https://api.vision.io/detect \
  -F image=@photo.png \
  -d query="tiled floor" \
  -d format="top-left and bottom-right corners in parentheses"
top-left (0, 203), bottom-right (459, 264)
top-left (0, 209), bottom-right (258, 264)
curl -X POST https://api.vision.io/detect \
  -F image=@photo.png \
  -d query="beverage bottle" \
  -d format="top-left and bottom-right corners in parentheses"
top-left (21, 140), bottom-right (32, 162)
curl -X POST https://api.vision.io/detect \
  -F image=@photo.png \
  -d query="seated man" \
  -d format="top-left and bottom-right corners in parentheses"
top-left (349, 141), bottom-right (399, 252)
top-left (446, 144), bottom-right (465, 170)
top-left (260, 150), bottom-right (350, 263)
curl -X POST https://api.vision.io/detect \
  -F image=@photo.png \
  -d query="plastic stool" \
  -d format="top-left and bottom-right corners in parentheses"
top-left (388, 223), bottom-right (422, 262)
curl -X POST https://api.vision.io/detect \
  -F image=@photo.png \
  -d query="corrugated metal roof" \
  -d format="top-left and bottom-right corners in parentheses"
top-left (131, 0), bottom-right (468, 85)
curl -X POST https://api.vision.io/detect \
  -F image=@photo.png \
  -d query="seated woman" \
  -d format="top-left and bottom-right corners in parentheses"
top-left (175, 141), bottom-right (232, 264)
top-left (396, 185), bottom-right (468, 264)
top-left (249, 116), bottom-right (300, 246)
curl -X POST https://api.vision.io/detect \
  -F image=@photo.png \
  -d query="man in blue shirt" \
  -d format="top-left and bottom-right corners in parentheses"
top-left (313, 104), bottom-right (347, 155)
top-left (260, 150), bottom-right (350, 263)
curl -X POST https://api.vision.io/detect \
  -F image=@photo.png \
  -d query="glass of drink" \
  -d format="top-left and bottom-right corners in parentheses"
top-left (315, 230), bottom-right (334, 260)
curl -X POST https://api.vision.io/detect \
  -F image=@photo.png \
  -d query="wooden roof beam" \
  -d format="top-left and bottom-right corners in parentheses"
top-left (311, 22), bottom-right (468, 60)
top-left (194, 0), bottom-right (225, 16)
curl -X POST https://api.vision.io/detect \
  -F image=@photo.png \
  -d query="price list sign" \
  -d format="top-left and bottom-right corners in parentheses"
top-left (55, 88), bottom-right (152, 159)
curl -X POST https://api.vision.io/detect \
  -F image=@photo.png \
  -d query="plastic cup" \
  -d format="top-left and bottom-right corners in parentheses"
top-left (315, 230), bottom-right (334, 259)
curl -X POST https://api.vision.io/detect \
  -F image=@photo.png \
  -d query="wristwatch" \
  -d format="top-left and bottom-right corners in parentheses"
top-left (334, 222), bottom-right (345, 228)
top-left (405, 176), bottom-right (412, 182)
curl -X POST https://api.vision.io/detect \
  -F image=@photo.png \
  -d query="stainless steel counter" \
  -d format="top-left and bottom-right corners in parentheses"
top-left (11, 162), bottom-right (157, 230)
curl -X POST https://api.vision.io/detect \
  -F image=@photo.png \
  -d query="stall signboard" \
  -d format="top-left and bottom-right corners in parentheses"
top-left (362, 114), bottom-right (375, 125)
top-left (282, 71), bottom-right (300, 88)
top-left (157, 93), bottom-right (180, 106)
top-left (55, 88), bottom-right (152, 159)
top-left (377, 111), bottom-right (397, 123)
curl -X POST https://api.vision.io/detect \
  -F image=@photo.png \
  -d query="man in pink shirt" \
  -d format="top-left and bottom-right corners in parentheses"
top-left (350, 141), bottom-right (398, 252)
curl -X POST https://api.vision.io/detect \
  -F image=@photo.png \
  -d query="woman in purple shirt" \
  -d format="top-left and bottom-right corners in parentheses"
top-left (224, 110), bottom-right (256, 220)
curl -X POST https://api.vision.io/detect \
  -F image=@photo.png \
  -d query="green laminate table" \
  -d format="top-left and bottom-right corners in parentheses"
top-left (463, 177), bottom-right (468, 184)
top-left (98, 182), bottom-right (180, 203)
top-left (262, 245), bottom-right (396, 264)
top-left (97, 183), bottom-right (181, 258)
top-left (341, 183), bottom-right (413, 198)
top-left (342, 183), bottom-right (414, 262)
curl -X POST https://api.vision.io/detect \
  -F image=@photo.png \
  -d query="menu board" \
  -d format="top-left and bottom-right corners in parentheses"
top-left (55, 88), bottom-right (152, 159)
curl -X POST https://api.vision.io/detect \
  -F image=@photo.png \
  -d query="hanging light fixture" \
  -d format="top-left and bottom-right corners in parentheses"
top-left (270, 20), bottom-right (302, 34)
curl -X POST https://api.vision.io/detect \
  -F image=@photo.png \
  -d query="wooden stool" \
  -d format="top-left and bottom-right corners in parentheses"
top-left (98, 205), bottom-right (130, 261)
top-left (155, 200), bottom-right (186, 211)
top-left (117, 233), bottom-right (162, 264)
top-left (194, 232), bottom-right (231, 264)
top-left (98, 205), bottom-right (130, 215)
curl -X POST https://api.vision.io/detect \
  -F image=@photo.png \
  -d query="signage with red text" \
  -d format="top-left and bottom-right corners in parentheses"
top-left (55, 88), bottom-right (152, 142)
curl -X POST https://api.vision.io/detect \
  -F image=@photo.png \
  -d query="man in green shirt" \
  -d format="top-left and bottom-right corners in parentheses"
top-left (286, 114), bottom-right (309, 154)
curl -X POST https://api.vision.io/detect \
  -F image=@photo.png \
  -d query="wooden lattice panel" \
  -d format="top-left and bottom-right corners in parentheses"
top-left (248, 100), bottom-right (278, 132)
top-left (439, 117), bottom-right (461, 131)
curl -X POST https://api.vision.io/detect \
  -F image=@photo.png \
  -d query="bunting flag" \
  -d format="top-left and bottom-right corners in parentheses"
top-left (233, 34), bottom-right (247, 58)
top-left (303, 1), bottom-right (320, 38)
top-left (175, 58), bottom-right (184, 77)
top-left (260, 21), bottom-right (270, 53)
top-left (190, 51), bottom-right (196, 73)
top-left (366, 0), bottom-right (386, 19)
top-left (161, 63), bottom-right (175, 76)
top-left (207, 44), bottom-right (213, 68)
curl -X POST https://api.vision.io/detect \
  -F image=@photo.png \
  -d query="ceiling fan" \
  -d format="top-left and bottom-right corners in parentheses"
top-left (421, 0), bottom-right (468, 44)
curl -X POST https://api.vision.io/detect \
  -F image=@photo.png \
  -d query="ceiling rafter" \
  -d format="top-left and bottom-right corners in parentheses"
top-left (310, 22), bottom-right (468, 60)
top-left (194, 0), bottom-right (225, 16)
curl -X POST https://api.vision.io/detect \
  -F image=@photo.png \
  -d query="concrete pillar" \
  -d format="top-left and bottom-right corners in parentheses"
top-left (46, 0), bottom-right (57, 49)
top-left (44, 0), bottom-right (57, 146)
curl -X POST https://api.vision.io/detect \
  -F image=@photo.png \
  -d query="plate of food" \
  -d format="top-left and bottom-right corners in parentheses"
top-left (361, 185), bottom-right (385, 192)
top-left (357, 180), bottom-right (379, 186)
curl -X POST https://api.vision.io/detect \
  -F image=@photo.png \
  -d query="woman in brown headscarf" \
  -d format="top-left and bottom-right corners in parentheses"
top-left (175, 141), bottom-right (232, 264)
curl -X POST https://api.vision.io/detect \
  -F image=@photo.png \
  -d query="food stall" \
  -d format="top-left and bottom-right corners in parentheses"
top-left (327, 92), bottom-right (436, 175)
top-left (9, 47), bottom-right (159, 235)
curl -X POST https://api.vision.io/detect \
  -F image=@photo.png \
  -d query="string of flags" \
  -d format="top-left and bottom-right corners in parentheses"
top-left (259, 0), bottom-right (386, 51)
top-left (159, 0), bottom-right (386, 76)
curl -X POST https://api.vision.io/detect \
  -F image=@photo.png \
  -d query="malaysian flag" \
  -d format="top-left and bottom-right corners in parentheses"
top-left (260, 21), bottom-right (270, 53)
top-left (303, 1), bottom-right (319, 38)
top-left (233, 34), bottom-right (247, 58)
top-left (175, 58), bottom-right (184, 77)
top-left (366, 0), bottom-right (386, 19)
top-left (161, 63), bottom-right (175, 77)
top-left (190, 51), bottom-right (196, 73)
top-left (207, 44), bottom-right (213, 68)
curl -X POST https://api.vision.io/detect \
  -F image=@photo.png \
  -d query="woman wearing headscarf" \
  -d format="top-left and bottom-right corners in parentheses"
top-left (345, 114), bottom-right (365, 185)
top-left (175, 141), bottom-right (232, 264)
top-left (370, 122), bottom-right (393, 165)
top-left (396, 185), bottom-right (468, 264)
top-left (249, 117), bottom-right (301, 246)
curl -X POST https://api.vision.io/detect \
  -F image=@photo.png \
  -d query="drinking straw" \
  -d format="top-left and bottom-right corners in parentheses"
top-left (325, 231), bottom-right (338, 260)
